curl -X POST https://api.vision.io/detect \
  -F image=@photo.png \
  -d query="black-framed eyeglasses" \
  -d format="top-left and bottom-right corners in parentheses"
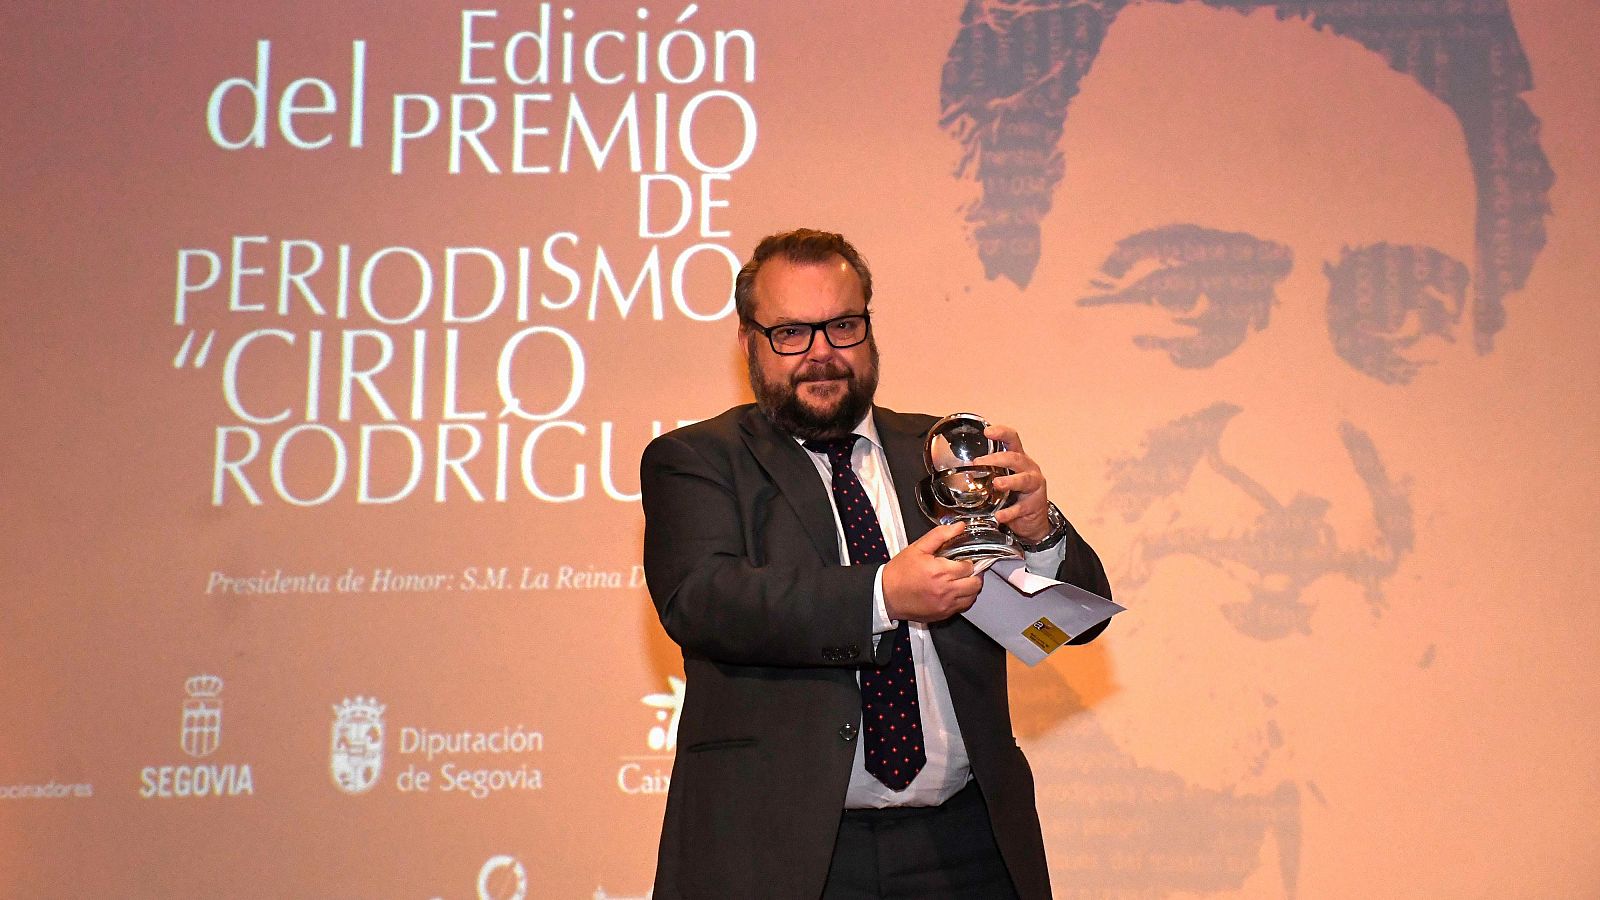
top-left (748, 313), bottom-right (872, 355)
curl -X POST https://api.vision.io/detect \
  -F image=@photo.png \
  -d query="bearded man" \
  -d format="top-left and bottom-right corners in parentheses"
top-left (640, 228), bottom-right (1112, 899)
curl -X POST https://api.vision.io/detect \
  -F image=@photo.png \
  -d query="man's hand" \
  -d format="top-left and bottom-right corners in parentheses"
top-left (882, 523), bottom-right (983, 622)
top-left (977, 423), bottom-right (1053, 544)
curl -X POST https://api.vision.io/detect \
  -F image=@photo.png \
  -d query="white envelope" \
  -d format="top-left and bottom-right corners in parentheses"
top-left (961, 559), bottom-right (1125, 666)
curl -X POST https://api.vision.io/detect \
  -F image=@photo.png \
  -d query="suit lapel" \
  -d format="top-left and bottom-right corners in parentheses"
top-left (737, 407), bottom-right (842, 565)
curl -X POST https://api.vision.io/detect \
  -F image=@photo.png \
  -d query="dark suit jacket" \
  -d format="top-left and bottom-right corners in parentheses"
top-left (640, 403), bottom-right (1112, 900)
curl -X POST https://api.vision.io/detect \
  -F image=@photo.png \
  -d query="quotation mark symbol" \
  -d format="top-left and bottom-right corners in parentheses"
top-left (173, 330), bottom-right (216, 369)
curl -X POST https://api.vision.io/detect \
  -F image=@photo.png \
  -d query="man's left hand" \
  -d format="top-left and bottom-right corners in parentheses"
top-left (977, 424), bottom-right (1053, 544)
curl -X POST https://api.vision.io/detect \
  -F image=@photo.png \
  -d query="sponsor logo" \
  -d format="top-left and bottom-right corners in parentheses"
top-left (477, 855), bottom-right (528, 900)
top-left (616, 676), bottom-right (681, 796)
top-left (429, 855), bottom-right (530, 900)
top-left (643, 676), bottom-right (683, 752)
top-left (180, 673), bottom-right (223, 758)
top-left (330, 696), bottom-right (385, 795)
top-left (333, 696), bottom-right (545, 800)
top-left (139, 674), bottom-right (254, 799)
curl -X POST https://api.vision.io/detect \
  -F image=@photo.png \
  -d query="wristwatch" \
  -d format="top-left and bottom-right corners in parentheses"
top-left (1013, 503), bottom-right (1070, 553)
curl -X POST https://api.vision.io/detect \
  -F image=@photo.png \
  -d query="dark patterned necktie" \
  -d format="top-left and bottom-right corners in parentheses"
top-left (805, 435), bottom-right (926, 791)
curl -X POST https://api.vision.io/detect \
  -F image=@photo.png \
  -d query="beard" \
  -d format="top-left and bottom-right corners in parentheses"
top-left (747, 338), bottom-right (880, 441)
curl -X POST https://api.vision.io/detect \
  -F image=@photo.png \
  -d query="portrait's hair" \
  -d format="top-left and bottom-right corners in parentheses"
top-left (734, 228), bottom-right (874, 326)
top-left (940, 0), bottom-right (1554, 353)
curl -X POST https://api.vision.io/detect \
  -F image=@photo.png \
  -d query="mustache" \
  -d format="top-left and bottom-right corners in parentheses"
top-left (792, 363), bottom-right (853, 382)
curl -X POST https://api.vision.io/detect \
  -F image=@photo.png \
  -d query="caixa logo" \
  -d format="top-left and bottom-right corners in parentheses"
top-left (616, 676), bottom-right (681, 796)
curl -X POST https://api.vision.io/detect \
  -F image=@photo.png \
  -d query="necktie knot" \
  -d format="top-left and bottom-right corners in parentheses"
top-left (803, 435), bottom-right (860, 467)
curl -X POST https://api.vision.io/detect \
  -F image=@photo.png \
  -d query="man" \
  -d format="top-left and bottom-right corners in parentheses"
top-left (640, 228), bottom-right (1111, 899)
top-left (932, 1), bottom-right (1555, 895)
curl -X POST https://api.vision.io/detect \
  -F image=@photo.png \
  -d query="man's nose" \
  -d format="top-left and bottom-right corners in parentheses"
top-left (1174, 399), bottom-right (1397, 573)
top-left (803, 328), bottom-right (840, 362)
top-left (1131, 254), bottom-right (1406, 549)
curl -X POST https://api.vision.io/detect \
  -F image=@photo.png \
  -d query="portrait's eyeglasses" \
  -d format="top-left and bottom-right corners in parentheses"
top-left (747, 313), bottom-right (871, 355)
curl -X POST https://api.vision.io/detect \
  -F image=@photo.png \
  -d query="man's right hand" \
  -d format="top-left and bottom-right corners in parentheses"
top-left (882, 523), bottom-right (983, 623)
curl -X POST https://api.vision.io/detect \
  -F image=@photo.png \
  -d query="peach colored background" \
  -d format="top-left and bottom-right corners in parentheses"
top-left (3, 2), bottom-right (1597, 897)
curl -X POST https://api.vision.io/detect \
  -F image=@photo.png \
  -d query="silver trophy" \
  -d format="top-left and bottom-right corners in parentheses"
top-left (913, 413), bottom-right (1023, 564)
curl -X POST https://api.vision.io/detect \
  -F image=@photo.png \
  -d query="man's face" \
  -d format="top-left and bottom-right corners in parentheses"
top-left (743, 255), bottom-right (880, 439)
top-left (1029, 4), bottom-right (1478, 791)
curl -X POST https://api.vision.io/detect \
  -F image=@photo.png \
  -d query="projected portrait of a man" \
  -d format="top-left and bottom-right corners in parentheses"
top-left (940, 0), bottom-right (1553, 893)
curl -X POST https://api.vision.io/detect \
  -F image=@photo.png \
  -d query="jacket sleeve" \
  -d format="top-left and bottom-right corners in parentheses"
top-left (640, 431), bottom-right (884, 668)
top-left (1056, 519), bottom-right (1115, 645)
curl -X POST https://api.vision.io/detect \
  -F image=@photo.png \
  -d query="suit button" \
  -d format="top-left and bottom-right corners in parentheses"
top-left (838, 723), bottom-right (857, 742)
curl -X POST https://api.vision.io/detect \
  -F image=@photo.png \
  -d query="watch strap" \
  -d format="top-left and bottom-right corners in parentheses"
top-left (1014, 502), bottom-right (1070, 552)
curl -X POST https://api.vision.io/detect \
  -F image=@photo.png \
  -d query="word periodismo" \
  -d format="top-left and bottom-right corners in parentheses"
top-left (174, 233), bottom-right (739, 328)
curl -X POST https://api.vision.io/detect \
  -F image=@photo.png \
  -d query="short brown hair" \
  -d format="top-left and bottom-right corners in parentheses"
top-left (734, 229), bottom-right (873, 325)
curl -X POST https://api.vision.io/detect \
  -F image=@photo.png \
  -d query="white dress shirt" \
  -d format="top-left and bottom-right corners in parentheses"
top-left (799, 412), bottom-right (1066, 809)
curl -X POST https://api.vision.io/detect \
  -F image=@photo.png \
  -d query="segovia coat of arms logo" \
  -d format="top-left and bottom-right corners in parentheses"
top-left (180, 675), bottom-right (224, 759)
